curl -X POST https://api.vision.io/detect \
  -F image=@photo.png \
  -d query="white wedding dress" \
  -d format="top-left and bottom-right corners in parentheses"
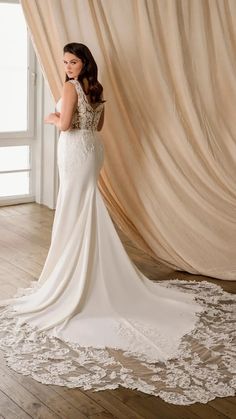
top-left (0, 79), bottom-right (235, 405)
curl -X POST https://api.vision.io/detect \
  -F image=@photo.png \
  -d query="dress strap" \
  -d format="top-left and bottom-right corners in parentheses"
top-left (67, 79), bottom-right (82, 94)
top-left (67, 79), bottom-right (101, 110)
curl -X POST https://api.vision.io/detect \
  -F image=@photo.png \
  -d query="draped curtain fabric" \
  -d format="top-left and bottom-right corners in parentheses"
top-left (20, 0), bottom-right (236, 280)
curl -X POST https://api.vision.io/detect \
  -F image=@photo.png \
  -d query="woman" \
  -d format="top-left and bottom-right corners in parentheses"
top-left (0, 43), bottom-right (235, 405)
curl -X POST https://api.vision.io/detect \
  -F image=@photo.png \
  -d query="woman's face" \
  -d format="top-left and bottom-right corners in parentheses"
top-left (63, 52), bottom-right (83, 79)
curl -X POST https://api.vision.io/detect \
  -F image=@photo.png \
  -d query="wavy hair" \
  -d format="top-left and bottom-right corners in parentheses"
top-left (63, 42), bottom-right (105, 104)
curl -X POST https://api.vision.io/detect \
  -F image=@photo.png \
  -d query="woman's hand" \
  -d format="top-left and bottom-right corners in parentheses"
top-left (44, 112), bottom-right (61, 125)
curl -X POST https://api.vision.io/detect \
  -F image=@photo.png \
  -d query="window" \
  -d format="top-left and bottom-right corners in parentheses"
top-left (0, 145), bottom-right (30, 197)
top-left (0, 0), bottom-right (35, 205)
top-left (0, 2), bottom-right (27, 132)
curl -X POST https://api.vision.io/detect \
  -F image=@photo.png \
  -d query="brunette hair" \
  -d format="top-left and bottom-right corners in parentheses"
top-left (63, 42), bottom-right (105, 104)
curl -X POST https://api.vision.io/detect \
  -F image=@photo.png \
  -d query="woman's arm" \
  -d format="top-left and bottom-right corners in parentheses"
top-left (44, 82), bottom-right (78, 131)
top-left (97, 107), bottom-right (105, 131)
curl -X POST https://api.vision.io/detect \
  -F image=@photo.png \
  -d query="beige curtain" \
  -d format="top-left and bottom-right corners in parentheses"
top-left (20, 0), bottom-right (236, 280)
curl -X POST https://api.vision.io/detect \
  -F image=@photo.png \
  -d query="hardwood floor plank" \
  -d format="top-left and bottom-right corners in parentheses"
top-left (88, 412), bottom-right (115, 419)
top-left (208, 397), bottom-right (236, 419)
top-left (0, 257), bottom-right (35, 291)
top-left (0, 365), bottom-right (61, 419)
top-left (0, 236), bottom-right (43, 278)
top-left (50, 387), bottom-right (107, 417)
top-left (102, 377), bottom-right (232, 419)
top-left (82, 390), bottom-right (145, 419)
top-left (0, 203), bottom-right (52, 217)
top-left (188, 402), bottom-right (230, 419)
top-left (112, 392), bottom-right (200, 419)
top-left (0, 215), bottom-right (52, 248)
top-left (0, 389), bottom-right (32, 419)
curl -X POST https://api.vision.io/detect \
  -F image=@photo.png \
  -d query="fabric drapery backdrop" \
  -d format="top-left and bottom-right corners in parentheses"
top-left (20, 0), bottom-right (236, 280)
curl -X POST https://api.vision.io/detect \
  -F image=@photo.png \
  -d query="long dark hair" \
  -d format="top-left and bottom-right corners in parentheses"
top-left (63, 42), bottom-right (105, 104)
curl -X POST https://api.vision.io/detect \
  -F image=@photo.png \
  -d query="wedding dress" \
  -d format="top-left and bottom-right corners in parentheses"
top-left (0, 79), bottom-right (235, 405)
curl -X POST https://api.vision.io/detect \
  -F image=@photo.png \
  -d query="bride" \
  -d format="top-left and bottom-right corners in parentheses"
top-left (0, 42), bottom-right (235, 405)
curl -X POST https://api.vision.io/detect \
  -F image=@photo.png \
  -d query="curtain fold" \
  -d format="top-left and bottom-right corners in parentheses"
top-left (20, 0), bottom-right (236, 280)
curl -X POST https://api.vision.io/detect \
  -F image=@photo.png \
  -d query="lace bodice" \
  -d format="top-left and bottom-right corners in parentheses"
top-left (56, 79), bottom-right (104, 131)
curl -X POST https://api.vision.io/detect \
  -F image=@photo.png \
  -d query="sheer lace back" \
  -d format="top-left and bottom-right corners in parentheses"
top-left (68, 79), bottom-right (104, 131)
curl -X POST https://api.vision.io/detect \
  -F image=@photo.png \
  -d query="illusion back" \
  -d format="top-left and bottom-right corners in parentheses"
top-left (67, 79), bottom-right (104, 131)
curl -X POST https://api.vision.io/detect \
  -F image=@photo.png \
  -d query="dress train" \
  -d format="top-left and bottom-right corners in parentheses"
top-left (0, 79), bottom-right (235, 405)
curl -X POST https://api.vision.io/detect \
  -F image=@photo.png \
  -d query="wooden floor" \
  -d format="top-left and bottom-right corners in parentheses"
top-left (0, 202), bottom-right (235, 419)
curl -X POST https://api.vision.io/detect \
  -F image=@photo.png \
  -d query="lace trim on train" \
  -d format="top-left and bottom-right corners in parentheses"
top-left (0, 279), bottom-right (235, 405)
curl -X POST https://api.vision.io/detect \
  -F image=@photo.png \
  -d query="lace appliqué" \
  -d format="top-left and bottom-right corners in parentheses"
top-left (68, 80), bottom-right (104, 131)
top-left (0, 279), bottom-right (235, 405)
top-left (57, 130), bottom-right (104, 174)
top-left (114, 317), bottom-right (185, 363)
